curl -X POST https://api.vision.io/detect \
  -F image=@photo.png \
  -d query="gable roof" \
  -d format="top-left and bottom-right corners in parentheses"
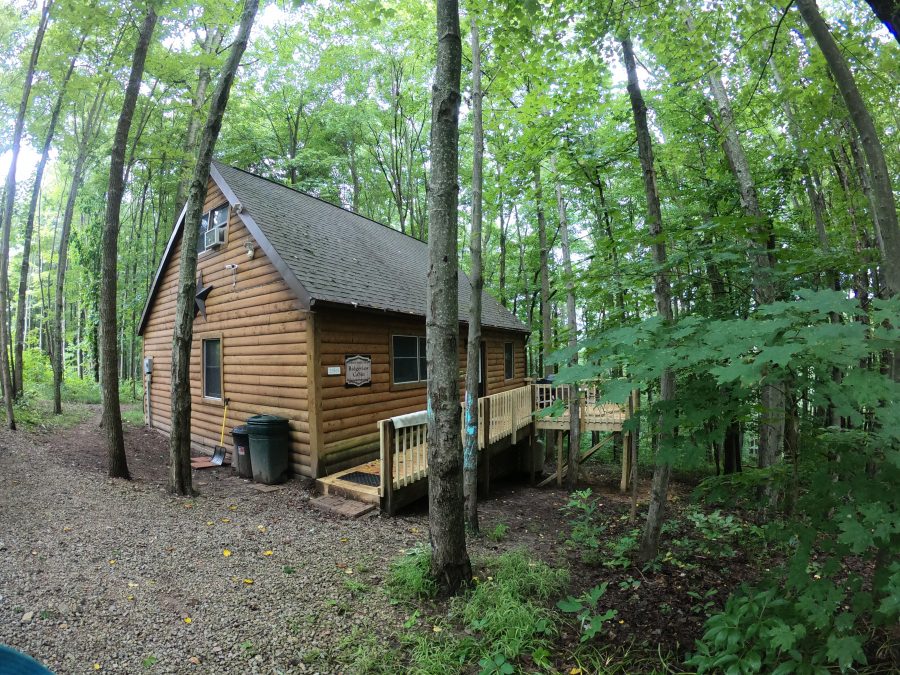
top-left (138, 161), bottom-right (528, 335)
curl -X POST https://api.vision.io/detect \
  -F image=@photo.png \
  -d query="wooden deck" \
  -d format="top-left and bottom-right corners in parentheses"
top-left (314, 383), bottom-right (629, 514)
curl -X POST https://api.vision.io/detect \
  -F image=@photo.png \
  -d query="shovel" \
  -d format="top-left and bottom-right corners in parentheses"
top-left (211, 398), bottom-right (230, 466)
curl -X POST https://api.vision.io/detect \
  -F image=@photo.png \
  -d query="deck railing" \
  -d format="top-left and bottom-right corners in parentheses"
top-left (378, 385), bottom-right (534, 497)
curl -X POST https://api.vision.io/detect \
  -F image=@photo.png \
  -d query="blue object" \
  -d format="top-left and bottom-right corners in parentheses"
top-left (0, 645), bottom-right (54, 675)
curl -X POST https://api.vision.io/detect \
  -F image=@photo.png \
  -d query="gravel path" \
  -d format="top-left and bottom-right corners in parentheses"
top-left (0, 412), bottom-right (431, 674)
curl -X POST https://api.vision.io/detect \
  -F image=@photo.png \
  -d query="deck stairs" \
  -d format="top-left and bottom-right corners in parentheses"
top-left (314, 383), bottom-right (628, 514)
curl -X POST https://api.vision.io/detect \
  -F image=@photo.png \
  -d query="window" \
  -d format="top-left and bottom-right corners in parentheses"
top-left (504, 342), bottom-right (514, 380)
top-left (202, 338), bottom-right (222, 399)
top-left (198, 204), bottom-right (229, 253)
top-left (392, 335), bottom-right (427, 384)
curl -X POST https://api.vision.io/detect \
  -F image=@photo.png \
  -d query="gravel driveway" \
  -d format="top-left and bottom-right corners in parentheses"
top-left (0, 411), bottom-right (429, 674)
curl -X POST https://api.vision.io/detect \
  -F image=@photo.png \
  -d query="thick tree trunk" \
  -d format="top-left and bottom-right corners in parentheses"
top-left (0, 0), bottom-right (52, 427)
top-left (554, 158), bottom-right (580, 489)
top-left (463, 15), bottom-right (483, 533)
top-left (798, 0), bottom-right (900, 297)
top-left (426, 0), bottom-right (471, 596)
top-left (14, 34), bottom-right (84, 400)
top-left (100, 7), bottom-right (157, 479)
top-left (621, 37), bottom-right (676, 565)
top-left (169, 0), bottom-right (258, 496)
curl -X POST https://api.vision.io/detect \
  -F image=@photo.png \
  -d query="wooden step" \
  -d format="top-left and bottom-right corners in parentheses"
top-left (310, 494), bottom-right (376, 518)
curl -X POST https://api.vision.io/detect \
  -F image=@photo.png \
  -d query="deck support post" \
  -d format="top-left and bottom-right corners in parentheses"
top-left (620, 392), bottom-right (636, 492)
top-left (556, 430), bottom-right (564, 487)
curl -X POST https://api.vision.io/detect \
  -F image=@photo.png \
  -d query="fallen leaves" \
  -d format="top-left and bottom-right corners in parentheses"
top-left (220, 518), bottom-right (231, 524)
top-left (108, 559), bottom-right (117, 565)
top-left (222, 549), bottom-right (232, 558)
top-left (242, 578), bottom-right (254, 585)
top-left (183, 617), bottom-right (192, 624)
top-left (263, 550), bottom-right (273, 556)
top-left (189, 656), bottom-right (201, 665)
top-left (256, 525), bottom-right (267, 533)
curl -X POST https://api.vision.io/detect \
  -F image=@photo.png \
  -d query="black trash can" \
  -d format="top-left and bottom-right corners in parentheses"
top-left (246, 414), bottom-right (290, 485)
top-left (231, 425), bottom-right (253, 479)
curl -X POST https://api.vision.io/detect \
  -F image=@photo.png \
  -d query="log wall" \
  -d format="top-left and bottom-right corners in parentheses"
top-left (142, 179), bottom-right (313, 476)
top-left (315, 306), bottom-right (527, 473)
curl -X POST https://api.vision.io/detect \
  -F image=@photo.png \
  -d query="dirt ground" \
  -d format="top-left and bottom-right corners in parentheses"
top-left (0, 405), bottom-right (749, 674)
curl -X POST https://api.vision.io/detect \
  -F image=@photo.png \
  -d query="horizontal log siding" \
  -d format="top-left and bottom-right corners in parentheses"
top-left (316, 306), bottom-right (526, 471)
top-left (142, 180), bottom-right (313, 475)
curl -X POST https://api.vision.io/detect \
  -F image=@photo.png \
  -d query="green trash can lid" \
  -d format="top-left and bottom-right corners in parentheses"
top-left (246, 414), bottom-right (289, 426)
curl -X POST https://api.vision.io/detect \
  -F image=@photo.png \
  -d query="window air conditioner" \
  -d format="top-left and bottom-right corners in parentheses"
top-left (203, 226), bottom-right (225, 250)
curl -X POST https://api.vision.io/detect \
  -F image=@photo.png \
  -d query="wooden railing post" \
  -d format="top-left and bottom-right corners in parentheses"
top-left (380, 419), bottom-right (395, 514)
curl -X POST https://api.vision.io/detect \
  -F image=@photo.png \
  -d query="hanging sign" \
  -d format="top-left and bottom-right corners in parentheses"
top-left (345, 354), bottom-right (372, 388)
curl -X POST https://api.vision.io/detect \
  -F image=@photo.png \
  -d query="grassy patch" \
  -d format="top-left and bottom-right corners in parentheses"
top-left (121, 404), bottom-right (145, 426)
top-left (459, 550), bottom-right (568, 665)
top-left (386, 546), bottom-right (436, 601)
top-left (13, 398), bottom-right (92, 431)
top-left (383, 547), bottom-right (571, 673)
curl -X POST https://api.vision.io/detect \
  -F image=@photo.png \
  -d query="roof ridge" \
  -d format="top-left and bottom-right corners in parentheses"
top-left (213, 160), bottom-right (428, 246)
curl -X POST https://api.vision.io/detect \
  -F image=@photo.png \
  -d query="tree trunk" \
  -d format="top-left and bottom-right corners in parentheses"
top-left (426, 0), bottom-right (471, 596)
top-left (620, 37), bottom-right (676, 565)
top-left (536, 166), bottom-right (552, 377)
top-left (100, 6), bottom-right (157, 479)
top-left (14, 34), bottom-right (84, 400)
top-left (52, 152), bottom-right (89, 414)
top-left (463, 14), bottom-right (483, 533)
top-left (797, 0), bottom-right (900, 296)
top-left (699, 35), bottom-right (784, 467)
top-left (554, 158), bottom-right (580, 489)
top-left (169, 0), bottom-right (258, 496)
top-left (174, 28), bottom-right (219, 214)
top-left (863, 0), bottom-right (899, 43)
top-left (0, 0), bottom-right (52, 427)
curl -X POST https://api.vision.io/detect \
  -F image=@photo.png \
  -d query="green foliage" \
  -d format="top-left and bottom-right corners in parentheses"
top-left (477, 652), bottom-right (515, 675)
top-left (457, 550), bottom-right (568, 663)
top-left (558, 583), bottom-right (619, 642)
top-left (386, 546), bottom-right (436, 601)
top-left (563, 489), bottom-right (606, 564)
top-left (486, 522), bottom-right (510, 542)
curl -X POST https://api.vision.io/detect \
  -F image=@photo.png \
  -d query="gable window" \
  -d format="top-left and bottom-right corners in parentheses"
top-left (392, 335), bottom-right (427, 385)
top-left (504, 342), bottom-right (514, 380)
top-left (202, 338), bottom-right (223, 399)
top-left (198, 204), bottom-right (229, 253)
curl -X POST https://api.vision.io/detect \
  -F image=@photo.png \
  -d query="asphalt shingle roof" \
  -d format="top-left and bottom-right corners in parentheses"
top-left (213, 161), bottom-right (527, 333)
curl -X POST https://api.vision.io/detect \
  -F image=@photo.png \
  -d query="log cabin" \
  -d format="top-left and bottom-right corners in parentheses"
top-left (137, 161), bottom-right (532, 489)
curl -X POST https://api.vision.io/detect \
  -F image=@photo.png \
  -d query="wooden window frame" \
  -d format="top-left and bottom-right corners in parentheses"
top-left (200, 334), bottom-right (225, 405)
top-left (390, 333), bottom-right (427, 391)
top-left (198, 203), bottom-right (230, 257)
top-left (504, 341), bottom-right (515, 381)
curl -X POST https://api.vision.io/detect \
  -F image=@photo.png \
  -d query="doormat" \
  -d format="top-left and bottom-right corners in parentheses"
top-left (339, 471), bottom-right (380, 488)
